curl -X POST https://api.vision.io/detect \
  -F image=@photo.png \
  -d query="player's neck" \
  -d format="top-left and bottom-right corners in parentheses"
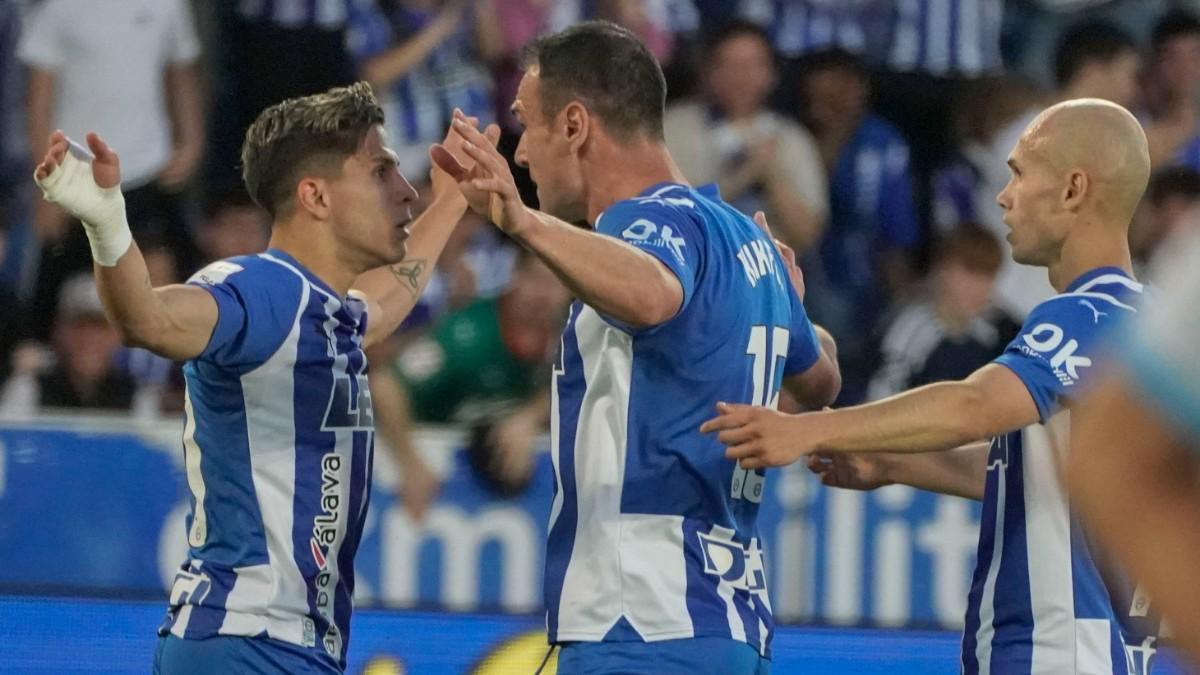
top-left (267, 225), bottom-right (357, 297)
top-left (1048, 228), bottom-right (1134, 292)
top-left (584, 141), bottom-right (689, 224)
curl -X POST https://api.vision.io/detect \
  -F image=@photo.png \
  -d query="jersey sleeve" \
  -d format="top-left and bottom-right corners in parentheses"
top-left (594, 198), bottom-right (705, 331)
top-left (783, 282), bottom-right (821, 376)
top-left (186, 259), bottom-right (303, 370)
top-left (993, 295), bottom-right (1127, 422)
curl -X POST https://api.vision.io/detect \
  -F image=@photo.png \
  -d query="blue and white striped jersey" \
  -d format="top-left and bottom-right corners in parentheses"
top-left (962, 267), bottom-right (1144, 675)
top-left (885, 0), bottom-right (1003, 76)
top-left (544, 183), bottom-right (822, 656)
top-left (158, 249), bottom-right (374, 670)
top-left (236, 0), bottom-right (354, 30)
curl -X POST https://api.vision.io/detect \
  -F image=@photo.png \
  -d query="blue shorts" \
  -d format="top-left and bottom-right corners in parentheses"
top-left (556, 637), bottom-right (770, 675)
top-left (153, 634), bottom-right (340, 674)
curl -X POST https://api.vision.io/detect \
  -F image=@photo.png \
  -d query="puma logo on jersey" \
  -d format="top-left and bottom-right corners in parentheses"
top-left (1079, 299), bottom-right (1108, 323)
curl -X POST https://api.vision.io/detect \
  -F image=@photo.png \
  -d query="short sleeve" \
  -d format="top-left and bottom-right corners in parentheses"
top-left (594, 197), bottom-right (705, 331)
top-left (783, 283), bottom-right (821, 376)
top-left (993, 295), bottom-right (1129, 422)
top-left (186, 259), bottom-right (301, 370)
top-left (16, 1), bottom-right (66, 69)
top-left (1123, 236), bottom-right (1200, 443)
top-left (165, 0), bottom-right (201, 63)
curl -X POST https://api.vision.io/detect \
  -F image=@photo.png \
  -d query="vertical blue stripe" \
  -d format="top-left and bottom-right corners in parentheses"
top-left (682, 519), bottom-right (736, 640)
top-left (180, 566), bottom-right (237, 638)
top-left (989, 440), bottom-right (1034, 673)
top-left (544, 303), bottom-right (585, 641)
top-left (961, 436), bottom-right (1003, 674)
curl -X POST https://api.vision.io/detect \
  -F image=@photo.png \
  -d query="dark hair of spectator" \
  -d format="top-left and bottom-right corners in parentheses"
top-left (934, 223), bottom-right (1004, 276)
top-left (1054, 20), bottom-right (1138, 88)
top-left (797, 47), bottom-right (867, 81)
top-left (522, 20), bottom-right (667, 141)
top-left (240, 82), bottom-right (385, 219)
top-left (1152, 10), bottom-right (1200, 52)
top-left (703, 18), bottom-right (773, 58)
top-left (201, 185), bottom-right (262, 222)
top-left (1147, 166), bottom-right (1200, 206)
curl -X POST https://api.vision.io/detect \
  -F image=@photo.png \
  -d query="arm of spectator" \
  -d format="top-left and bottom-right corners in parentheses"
top-left (368, 350), bottom-right (439, 521)
top-left (808, 442), bottom-right (989, 500)
top-left (764, 126), bottom-right (829, 252)
top-left (361, 0), bottom-right (466, 90)
top-left (34, 131), bottom-right (218, 361)
top-left (489, 387), bottom-right (551, 488)
top-left (472, 0), bottom-right (506, 64)
top-left (159, 62), bottom-right (206, 191)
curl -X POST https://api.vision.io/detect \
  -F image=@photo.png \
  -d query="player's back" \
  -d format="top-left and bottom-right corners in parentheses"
top-left (158, 249), bottom-right (374, 670)
top-left (963, 270), bottom-right (1144, 675)
top-left (544, 183), bottom-right (822, 656)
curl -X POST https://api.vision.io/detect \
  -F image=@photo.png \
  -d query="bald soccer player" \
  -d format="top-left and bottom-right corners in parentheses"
top-left (702, 99), bottom-right (1152, 675)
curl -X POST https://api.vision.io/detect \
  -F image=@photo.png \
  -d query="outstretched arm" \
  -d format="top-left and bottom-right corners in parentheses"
top-left (34, 131), bottom-right (217, 360)
top-left (703, 363), bottom-right (1039, 469)
top-left (809, 443), bottom-right (989, 501)
top-left (431, 112), bottom-right (683, 329)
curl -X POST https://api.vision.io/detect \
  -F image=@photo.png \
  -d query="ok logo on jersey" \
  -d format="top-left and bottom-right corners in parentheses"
top-left (322, 373), bottom-right (373, 431)
top-left (1021, 322), bottom-right (1093, 385)
top-left (697, 529), bottom-right (767, 593)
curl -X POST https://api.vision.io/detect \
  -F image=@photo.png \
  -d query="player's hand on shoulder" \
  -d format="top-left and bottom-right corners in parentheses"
top-left (700, 402), bottom-right (810, 469)
top-left (807, 452), bottom-right (891, 491)
top-left (753, 210), bottom-right (804, 300)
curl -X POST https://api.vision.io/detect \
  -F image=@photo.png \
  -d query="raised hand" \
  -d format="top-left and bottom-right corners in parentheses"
top-left (430, 110), bottom-right (527, 235)
top-left (35, 131), bottom-right (121, 191)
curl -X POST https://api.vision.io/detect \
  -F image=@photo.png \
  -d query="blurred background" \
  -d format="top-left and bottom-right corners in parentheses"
top-left (1, 0), bottom-right (1200, 673)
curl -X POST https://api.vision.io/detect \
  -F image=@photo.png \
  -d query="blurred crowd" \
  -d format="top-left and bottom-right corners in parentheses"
top-left (1, 0), bottom-right (1200, 501)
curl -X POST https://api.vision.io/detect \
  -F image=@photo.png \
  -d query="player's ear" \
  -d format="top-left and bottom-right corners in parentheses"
top-left (562, 102), bottom-right (590, 153)
top-left (295, 177), bottom-right (331, 220)
top-left (1062, 169), bottom-right (1088, 212)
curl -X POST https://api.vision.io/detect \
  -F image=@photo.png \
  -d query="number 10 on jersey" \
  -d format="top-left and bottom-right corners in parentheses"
top-left (732, 325), bottom-right (790, 503)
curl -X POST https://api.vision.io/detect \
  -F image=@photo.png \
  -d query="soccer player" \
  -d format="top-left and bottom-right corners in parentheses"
top-left (1070, 230), bottom-right (1200, 665)
top-left (33, 83), bottom-right (488, 673)
top-left (702, 98), bottom-right (1151, 675)
top-left (432, 21), bottom-right (840, 674)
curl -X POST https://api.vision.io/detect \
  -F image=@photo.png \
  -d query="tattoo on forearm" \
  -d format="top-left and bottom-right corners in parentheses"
top-left (390, 260), bottom-right (426, 298)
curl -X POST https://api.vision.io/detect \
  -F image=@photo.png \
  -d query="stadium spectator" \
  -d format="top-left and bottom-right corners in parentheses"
top-left (193, 187), bottom-right (272, 266)
top-left (797, 47), bottom-right (921, 403)
top-left (0, 273), bottom-right (137, 414)
top-left (1143, 10), bottom-right (1200, 170)
top-left (19, 0), bottom-right (205, 339)
top-left (376, 250), bottom-right (569, 499)
top-left (349, 0), bottom-right (497, 178)
top-left (1130, 165), bottom-right (1200, 271)
top-left (664, 20), bottom-right (827, 253)
top-left (706, 98), bottom-right (1152, 675)
top-left (867, 223), bottom-right (1019, 401)
top-left (1070, 228), bottom-right (1200, 666)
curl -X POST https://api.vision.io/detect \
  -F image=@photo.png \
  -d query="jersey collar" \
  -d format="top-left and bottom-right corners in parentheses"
top-left (264, 247), bottom-right (342, 301)
top-left (1064, 266), bottom-right (1133, 293)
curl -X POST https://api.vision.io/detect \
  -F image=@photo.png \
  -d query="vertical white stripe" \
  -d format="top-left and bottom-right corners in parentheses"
top-left (620, 514), bottom-right (692, 638)
top-left (554, 307), bottom-right (634, 639)
top-left (717, 575), bottom-right (747, 643)
top-left (240, 279), bottom-right (311, 646)
top-left (182, 389), bottom-right (208, 547)
top-left (546, 307), bottom-right (574, 535)
top-left (890, 0), bottom-right (921, 71)
top-left (1024, 419), bottom-right (1075, 674)
top-left (825, 489), bottom-right (863, 624)
top-left (926, 0), bottom-right (952, 75)
top-left (169, 605), bottom-right (194, 638)
top-left (219, 564), bottom-right (272, 636)
top-left (1075, 619), bottom-right (1116, 675)
top-left (959, 0), bottom-right (982, 76)
top-left (974, 440), bottom-right (1009, 675)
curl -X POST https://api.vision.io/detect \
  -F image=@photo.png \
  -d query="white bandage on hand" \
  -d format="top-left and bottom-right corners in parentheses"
top-left (34, 141), bottom-right (132, 266)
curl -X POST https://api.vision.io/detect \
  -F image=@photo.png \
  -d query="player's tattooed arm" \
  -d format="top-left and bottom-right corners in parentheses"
top-left (389, 259), bottom-right (427, 298)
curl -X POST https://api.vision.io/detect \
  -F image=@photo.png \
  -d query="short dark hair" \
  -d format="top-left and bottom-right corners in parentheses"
top-left (522, 20), bottom-right (666, 141)
top-left (1147, 165), bottom-right (1200, 206)
top-left (241, 81), bottom-right (385, 219)
top-left (1054, 20), bottom-right (1138, 88)
top-left (1152, 9), bottom-right (1200, 52)
top-left (934, 222), bottom-right (1004, 276)
top-left (704, 18), bottom-right (773, 58)
top-left (798, 47), bottom-right (867, 81)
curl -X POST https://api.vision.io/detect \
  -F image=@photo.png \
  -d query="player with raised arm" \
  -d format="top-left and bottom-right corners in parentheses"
top-left (431, 21), bottom-right (839, 675)
top-left (703, 99), bottom-right (1151, 675)
top-left (33, 83), bottom-right (492, 673)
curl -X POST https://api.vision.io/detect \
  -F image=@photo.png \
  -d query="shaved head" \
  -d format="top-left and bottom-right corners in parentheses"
top-left (1020, 98), bottom-right (1151, 223)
